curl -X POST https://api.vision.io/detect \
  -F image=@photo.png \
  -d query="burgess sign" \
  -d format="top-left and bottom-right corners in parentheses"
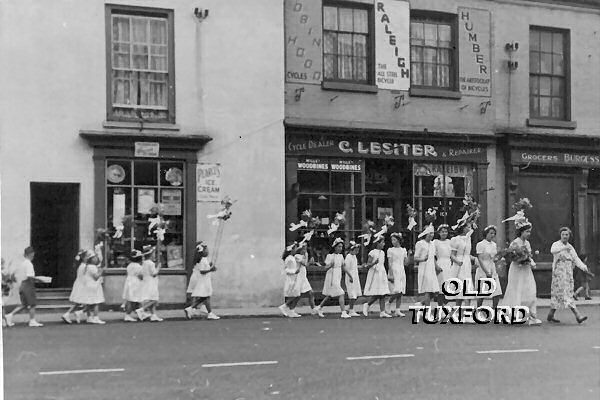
top-left (512, 150), bottom-right (600, 167)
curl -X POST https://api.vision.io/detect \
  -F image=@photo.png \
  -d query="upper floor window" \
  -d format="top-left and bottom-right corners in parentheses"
top-left (410, 14), bottom-right (456, 90)
top-left (529, 27), bottom-right (569, 120)
top-left (323, 3), bottom-right (371, 84)
top-left (106, 6), bottom-right (175, 123)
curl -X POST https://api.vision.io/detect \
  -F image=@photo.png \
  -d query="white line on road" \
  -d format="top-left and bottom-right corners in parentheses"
top-left (346, 354), bottom-right (415, 361)
top-left (39, 368), bottom-right (125, 376)
top-left (201, 361), bottom-right (278, 368)
top-left (593, 346), bottom-right (600, 349)
top-left (476, 349), bottom-right (539, 354)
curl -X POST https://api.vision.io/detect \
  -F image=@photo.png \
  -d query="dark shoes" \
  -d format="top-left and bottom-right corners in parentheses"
top-left (576, 315), bottom-right (588, 324)
top-left (547, 315), bottom-right (560, 323)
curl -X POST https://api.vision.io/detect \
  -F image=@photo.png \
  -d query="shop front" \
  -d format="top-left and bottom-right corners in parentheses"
top-left (286, 128), bottom-right (491, 296)
top-left (506, 136), bottom-right (600, 295)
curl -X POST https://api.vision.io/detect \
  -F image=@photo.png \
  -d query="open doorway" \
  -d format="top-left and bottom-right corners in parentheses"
top-left (30, 183), bottom-right (79, 288)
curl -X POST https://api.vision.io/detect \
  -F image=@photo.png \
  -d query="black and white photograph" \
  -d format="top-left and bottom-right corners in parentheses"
top-left (1, 0), bottom-right (599, 399)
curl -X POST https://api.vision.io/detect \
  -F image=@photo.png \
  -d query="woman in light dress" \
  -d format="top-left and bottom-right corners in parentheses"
top-left (62, 250), bottom-right (92, 324)
top-left (278, 242), bottom-right (302, 318)
top-left (291, 242), bottom-right (319, 317)
top-left (362, 236), bottom-right (392, 318)
top-left (414, 225), bottom-right (440, 312)
top-left (123, 250), bottom-right (145, 322)
top-left (80, 255), bottom-right (106, 324)
top-left (315, 238), bottom-right (351, 319)
top-left (386, 233), bottom-right (407, 317)
top-left (433, 224), bottom-right (452, 305)
top-left (500, 218), bottom-right (542, 325)
top-left (137, 245), bottom-right (163, 322)
top-left (475, 226), bottom-right (502, 310)
top-left (184, 242), bottom-right (220, 320)
top-left (547, 227), bottom-right (588, 324)
top-left (344, 241), bottom-right (363, 317)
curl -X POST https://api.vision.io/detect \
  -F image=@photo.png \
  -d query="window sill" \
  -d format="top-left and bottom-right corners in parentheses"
top-left (321, 81), bottom-right (378, 94)
top-left (526, 119), bottom-right (577, 129)
top-left (103, 120), bottom-right (180, 132)
top-left (409, 88), bottom-right (461, 99)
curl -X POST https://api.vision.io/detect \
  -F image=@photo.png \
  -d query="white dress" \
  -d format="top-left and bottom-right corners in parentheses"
top-left (475, 240), bottom-right (502, 297)
top-left (191, 258), bottom-right (213, 298)
top-left (387, 247), bottom-right (407, 294)
top-left (81, 264), bottom-right (105, 305)
top-left (322, 253), bottom-right (345, 297)
top-left (415, 240), bottom-right (440, 294)
top-left (500, 238), bottom-right (537, 315)
top-left (122, 262), bottom-right (144, 303)
top-left (344, 253), bottom-right (362, 299)
top-left (293, 254), bottom-right (312, 294)
top-left (434, 239), bottom-right (452, 292)
top-left (69, 263), bottom-right (86, 304)
top-left (141, 260), bottom-right (160, 302)
top-left (364, 249), bottom-right (390, 296)
top-left (283, 255), bottom-right (301, 298)
top-left (449, 235), bottom-right (475, 299)
top-left (187, 267), bottom-right (200, 294)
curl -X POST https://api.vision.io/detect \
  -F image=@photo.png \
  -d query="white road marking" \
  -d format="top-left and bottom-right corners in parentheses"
top-left (201, 361), bottom-right (278, 368)
top-left (39, 368), bottom-right (125, 376)
top-left (346, 354), bottom-right (415, 361)
top-left (593, 346), bottom-right (600, 349)
top-left (476, 349), bottom-right (539, 354)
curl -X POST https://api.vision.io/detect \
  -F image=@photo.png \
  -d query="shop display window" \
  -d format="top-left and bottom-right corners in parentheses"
top-left (105, 159), bottom-right (185, 268)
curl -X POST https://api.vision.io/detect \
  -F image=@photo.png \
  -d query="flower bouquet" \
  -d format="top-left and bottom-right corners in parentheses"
top-left (424, 207), bottom-right (437, 225)
top-left (495, 244), bottom-right (534, 267)
top-left (358, 220), bottom-right (377, 246)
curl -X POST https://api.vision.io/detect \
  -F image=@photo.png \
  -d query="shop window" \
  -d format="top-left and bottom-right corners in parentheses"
top-left (105, 159), bottom-right (185, 269)
top-left (323, 3), bottom-right (372, 84)
top-left (410, 12), bottom-right (457, 90)
top-left (106, 5), bottom-right (175, 123)
top-left (413, 163), bottom-right (474, 229)
top-left (529, 27), bottom-right (569, 120)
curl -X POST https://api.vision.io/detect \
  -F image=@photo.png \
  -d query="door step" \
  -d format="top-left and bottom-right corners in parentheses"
top-left (36, 289), bottom-right (72, 312)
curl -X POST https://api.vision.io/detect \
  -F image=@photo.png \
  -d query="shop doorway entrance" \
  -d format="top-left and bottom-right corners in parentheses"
top-left (586, 192), bottom-right (599, 289)
top-left (30, 183), bottom-right (79, 288)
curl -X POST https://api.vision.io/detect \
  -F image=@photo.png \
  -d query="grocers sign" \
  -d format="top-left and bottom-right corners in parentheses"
top-left (287, 136), bottom-right (487, 163)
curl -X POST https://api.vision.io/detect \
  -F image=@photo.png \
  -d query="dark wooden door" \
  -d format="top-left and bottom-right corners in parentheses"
top-left (586, 192), bottom-right (599, 289)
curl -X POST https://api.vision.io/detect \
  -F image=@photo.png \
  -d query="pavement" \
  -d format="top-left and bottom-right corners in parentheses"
top-left (2, 302), bottom-right (599, 400)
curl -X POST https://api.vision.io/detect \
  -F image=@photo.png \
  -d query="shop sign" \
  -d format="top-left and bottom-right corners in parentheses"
top-left (297, 158), bottom-right (363, 172)
top-left (134, 142), bottom-right (159, 157)
top-left (161, 189), bottom-right (182, 216)
top-left (196, 163), bottom-right (221, 202)
top-left (375, 0), bottom-right (410, 90)
top-left (297, 158), bottom-right (329, 171)
top-left (512, 150), bottom-right (600, 167)
top-left (284, 0), bottom-right (323, 84)
top-left (287, 136), bottom-right (487, 162)
top-left (458, 8), bottom-right (491, 97)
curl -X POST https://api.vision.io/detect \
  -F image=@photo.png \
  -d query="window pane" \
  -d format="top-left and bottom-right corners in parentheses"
top-left (530, 76), bottom-right (539, 95)
top-left (411, 62), bottom-right (423, 85)
top-left (553, 32), bottom-right (563, 54)
top-left (133, 44), bottom-right (149, 69)
top-left (324, 55), bottom-right (335, 79)
top-left (424, 23), bottom-right (437, 46)
top-left (411, 46), bottom-right (422, 62)
top-left (134, 161), bottom-right (158, 186)
top-left (553, 54), bottom-right (564, 76)
top-left (150, 19), bottom-right (167, 45)
top-left (339, 8), bottom-right (353, 31)
top-left (107, 187), bottom-right (132, 229)
top-left (539, 76), bottom-right (551, 95)
top-left (529, 52), bottom-right (539, 74)
top-left (132, 18), bottom-right (147, 42)
top-left (417, 176), bottom-right (436, 196)
top-left (530, 95), bottom-right (539, 116)
top-left (540, 53), bottom-right (552, 74)
top-left (551, 97), bottom-right (564, 119)
top-left (160, 162), bottom-right (185, 187)
top-left (112, 71), bottom-right (132, 105)
top-left (540, 31), bottom-right (552, 52)
top-left (353, 35), bottom-right (366, 57)
top-left (160, 188), bottom-right (183, 217)
top-left (113, 16), bottom-right (130, 42)
top-left (337, 33), bottom-right (352, 56)
top-left (339, 56), bottom-right (353, 79)
top-left (324, 32), bottom-right (336, 53)
top-left (135, 188), bottom-right (157, 216)
top-left (298, 171), bottom-right (329, 193)
top-left (354, 57), bottom-right (367, 81)
top-left (439, 48), bottom-right (450, 65)
top-left (323, 6), bottom-right (338, 30)
top-left (551, 77), bottom-right (563, 97)
top-left (424, 64), bottom-right (435, 86)
top-left (438, 24), bottom-right (451, 47)
top-left (107, 160), bottom-right (131, 185)
top-left (540, 97), bottom-right (551, 117)
top-left (332, 173), bottom-right (351, 193)
top-left (353, 9), bottom-right (368, 33)
top-left (437, 65), bottom-right (450, 87)
top-left (411, 22), bottom-right (424, 41)
top-left (424, 48), bottom-right (437, 63)
top-left (530, 30), bottom-right (540, 51)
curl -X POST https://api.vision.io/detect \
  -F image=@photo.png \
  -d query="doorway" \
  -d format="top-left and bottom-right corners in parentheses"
top-left (586, 192), bottom-right (599, 289)
top-left (30, 183), bottom-right (79, 288)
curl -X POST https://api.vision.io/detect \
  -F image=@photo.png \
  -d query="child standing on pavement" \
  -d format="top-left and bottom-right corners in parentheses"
top-left (314, 238), bottom-right (351, 319)
top-left (137, 245), bottom-right (163, 322)
top-left (344, 240), bottom-right (362, 317)
top-left (184, 242), bottom-right (220, 320)
top-left (363, 237), bottom-right (392, 318)
top-left (80, 255), bottom-right (106, 324)
top-left (279, 242), bottom-right (302, 318)
top-left (62, 250), bottom-right (92, 324)
top-left (5, 247), bottom-right (43, 327)
top-left (123, 250), bottom-right (145, 322)
top-left (387, 233), bottom-right (408, 317)
top-left (293, 242), bottom-right (319, 317)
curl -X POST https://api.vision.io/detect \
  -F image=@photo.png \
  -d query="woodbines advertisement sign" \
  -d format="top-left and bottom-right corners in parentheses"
top-left (287, 135), bottom-right (487, 162)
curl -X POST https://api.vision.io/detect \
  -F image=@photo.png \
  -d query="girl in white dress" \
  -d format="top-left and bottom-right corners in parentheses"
top-left (278, 242), bottom-right (302, 318)
top-left (433, 224), bottom-right (452, 305)
top-left (80, 255), bottom-right (106, 324)
top-left (123, 250), bottom-right (144, 322)
top-left (363, 236), bottom-right (391, 318)
top-left (414, 225), bottom-right (440, 309)
top-left (344, 241), bottom-right (362, 317)
top-left (475, 226), bottom-right (502, 310)
top-left (62, 250), bottom-right (92, 324)
top-left (387, 233), bottom-right (407, 317)
top-left (184, 242), bottom-right (220, 320)
top-left (315, 238), bottom-right (351, 319)
top-left (292, 243), bottom-right (319, 317)
top-left (450, 221), bottom-right (476, 311)
top-left (137, 245), bottom-right (163, 322)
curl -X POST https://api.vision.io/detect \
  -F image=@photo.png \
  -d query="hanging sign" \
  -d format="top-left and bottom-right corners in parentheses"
top-left (134, 142), bottom-right (159, 157)
top-left (285, 0), bottom-right (323, 84)
top-left (458, 8), bottom-right (491, 96)
top-left (375, 0), bottom-right (410, 90)
top-left (196, 163), bottom-right (221, 202)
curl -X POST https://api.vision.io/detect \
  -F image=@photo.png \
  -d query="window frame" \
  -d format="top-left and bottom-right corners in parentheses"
top-left (528, 26), bottom-right (571, 122)
top-left (105, 4), bottom-right (176, 124)
top-left (409, 10), bottom-right (459, 93)
top-left (321, 1), bottom-right (375, 86)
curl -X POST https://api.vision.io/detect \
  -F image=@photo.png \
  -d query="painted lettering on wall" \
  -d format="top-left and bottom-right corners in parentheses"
top-left (375, 0), bottom-right (410, 90)
top-left (513, 150), bottom-right (600, 166)
top-left (285, 0), bottom-right (323, 84)
top-left (458, 8), bottom-right (491, 97)
top-left (197, 163), bottom-right (222, 202)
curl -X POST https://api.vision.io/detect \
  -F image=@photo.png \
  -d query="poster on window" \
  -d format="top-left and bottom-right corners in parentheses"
top-left (458, 8), bottom-right (491, 96)
top-left (413, 163), bottom-right (473, 197)
top-left (285, 0), bottom-right (323, 84)
top-left (161, 189), bottom-right (182, 216)
top-left (112, 192), bottom-right (126, 227)
top-left (196, 163), bottom-right (221, 202)
top-left (374, 0), bottom-right (410, 90)
top-left (137, 189), bottom-right (155, 215)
